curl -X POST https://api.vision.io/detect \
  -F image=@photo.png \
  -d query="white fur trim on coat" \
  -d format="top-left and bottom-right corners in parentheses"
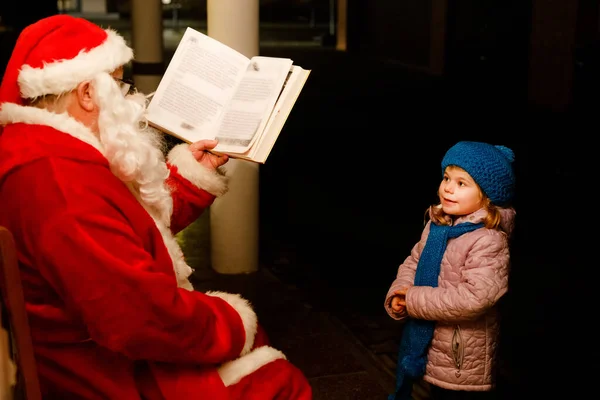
top-left (167, 143), bottom-right (228, 197)
top-left (151, 216), bottom-right (194, 290)
top-left (217, 346), bottom-right (286, 387)
top-left (205, 291), bottom-right (257, 356)
top-left (18, 30), bottom-right (133, 99)
top-left (0, 103), bottom-right (104, 154)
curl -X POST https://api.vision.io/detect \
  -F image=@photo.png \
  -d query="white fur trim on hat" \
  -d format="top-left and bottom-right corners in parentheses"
top-left (18, 30), bottom-right (133, 99)
top-left (167, 143), bottom-right (228, 197)
top-left (217, 346), bottom-right (286, 387)
top-left (205, 291), bottom-right (257, 356)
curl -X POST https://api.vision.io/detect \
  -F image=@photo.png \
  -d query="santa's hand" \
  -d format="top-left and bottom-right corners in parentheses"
top-left (189, 139), bottom-right (229, 170)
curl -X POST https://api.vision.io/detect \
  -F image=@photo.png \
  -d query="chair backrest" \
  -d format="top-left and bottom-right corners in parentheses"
top-left (0, 227), bottom-right (41, 400)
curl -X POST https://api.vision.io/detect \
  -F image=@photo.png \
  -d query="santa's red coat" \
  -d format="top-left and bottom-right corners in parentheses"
top-left (0, 104), bottom-right (312, 399)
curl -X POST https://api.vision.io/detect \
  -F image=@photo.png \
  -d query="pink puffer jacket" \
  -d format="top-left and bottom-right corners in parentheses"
top-left (384, 207), bottom-right (515, 391)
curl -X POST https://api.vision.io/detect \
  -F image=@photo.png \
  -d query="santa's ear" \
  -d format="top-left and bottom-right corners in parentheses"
top-left (74, 81), bottom-right (96, 112)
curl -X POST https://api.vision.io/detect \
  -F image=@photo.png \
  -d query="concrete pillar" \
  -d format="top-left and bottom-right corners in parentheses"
top-left (81, 0), bottom-right (107, 14)
top-left (130, 0), bottom-right (164, 94)
top-left (336, 0), bottom-right (347, 51)
top-left (207, 0), bottom-right (260, 275)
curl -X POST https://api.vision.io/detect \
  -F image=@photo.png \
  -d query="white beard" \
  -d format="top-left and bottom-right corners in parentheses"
top-left (92, 74), bottom-right (194, 290)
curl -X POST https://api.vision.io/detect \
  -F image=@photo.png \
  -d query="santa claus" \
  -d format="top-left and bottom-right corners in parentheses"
top-left (0, 14), bottom-right (311, 399)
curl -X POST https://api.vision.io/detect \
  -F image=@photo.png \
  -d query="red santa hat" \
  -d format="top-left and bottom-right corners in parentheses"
top-left (0, 14), bottom-right (133, 107)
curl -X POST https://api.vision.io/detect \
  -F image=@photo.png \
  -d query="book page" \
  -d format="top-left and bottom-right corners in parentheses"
top-left (145, 27), bottom-right (250, 143)
top-left (248, 66), bottom-right (310, 163)
top-left (213, 56), bottom-right (293, 153)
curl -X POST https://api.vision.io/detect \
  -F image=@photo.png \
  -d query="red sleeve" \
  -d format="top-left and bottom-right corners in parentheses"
top-left (166, 165), bottom-right (215, 234)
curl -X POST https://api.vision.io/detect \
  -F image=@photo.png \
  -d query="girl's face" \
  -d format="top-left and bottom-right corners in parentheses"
top-left (438, 166), bottom-right (484, 216)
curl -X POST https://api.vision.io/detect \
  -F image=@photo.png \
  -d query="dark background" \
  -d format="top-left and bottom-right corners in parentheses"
top-left (1, 1), bottom-right (597, 397)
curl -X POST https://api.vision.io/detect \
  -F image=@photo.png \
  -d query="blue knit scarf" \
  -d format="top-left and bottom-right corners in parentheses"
top-left (388, 221), bottom-right (484, 400)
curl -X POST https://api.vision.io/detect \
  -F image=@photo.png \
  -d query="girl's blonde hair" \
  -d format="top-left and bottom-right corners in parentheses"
top-left (428, 199), bottom-right (502, 230)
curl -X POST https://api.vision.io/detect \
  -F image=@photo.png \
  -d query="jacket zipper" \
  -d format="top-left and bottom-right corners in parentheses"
top-left (451, 325), bottom-right (464, 378)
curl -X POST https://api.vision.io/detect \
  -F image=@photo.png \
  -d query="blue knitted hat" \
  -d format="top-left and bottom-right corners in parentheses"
top-left (441, 141), bottom-right (515, 206)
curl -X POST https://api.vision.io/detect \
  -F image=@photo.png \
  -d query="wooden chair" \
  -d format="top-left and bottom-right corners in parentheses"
top-left (0, 227), bottom-right (41, 400)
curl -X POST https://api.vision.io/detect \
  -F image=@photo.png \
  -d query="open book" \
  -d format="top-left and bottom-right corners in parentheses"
top-left (145, 27), bottom-right (311, 164)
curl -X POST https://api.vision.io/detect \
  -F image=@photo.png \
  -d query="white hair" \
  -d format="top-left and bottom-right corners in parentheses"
top-left (91, 73), bottom-right (173, 227)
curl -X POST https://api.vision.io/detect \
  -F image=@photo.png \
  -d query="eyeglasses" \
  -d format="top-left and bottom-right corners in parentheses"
top-left (114, 77), bottom-right (136, 96)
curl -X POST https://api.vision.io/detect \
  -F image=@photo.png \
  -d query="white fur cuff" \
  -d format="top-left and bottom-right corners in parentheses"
top-left (205, 291), bottom-right (257, 356)
top-left (217, 346), bottom-right (286, 387)
top-left (167, 143), bottom-right (228, 197)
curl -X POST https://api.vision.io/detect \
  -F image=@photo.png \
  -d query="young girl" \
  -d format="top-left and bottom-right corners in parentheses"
top-left (384, 141), bottom-right (516, 400)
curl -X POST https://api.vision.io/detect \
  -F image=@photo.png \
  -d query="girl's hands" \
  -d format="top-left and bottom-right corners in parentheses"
top-left (391, 288), bottom-right (408, 315)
